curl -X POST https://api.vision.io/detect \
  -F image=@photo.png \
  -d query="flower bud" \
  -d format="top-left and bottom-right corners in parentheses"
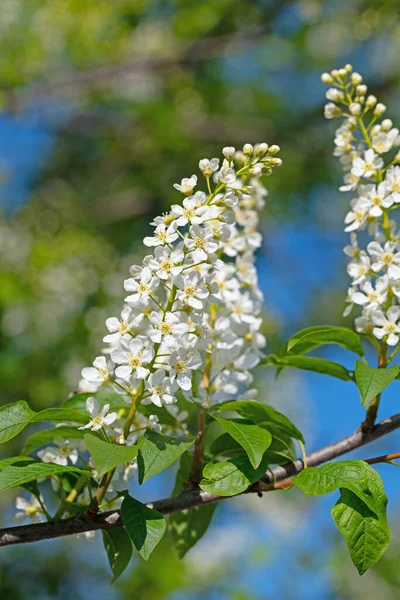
top-left (321, 72), bottom-right (333, 84)
top-left (351, 72), bottom-right (362, 85)
top-left (370, 125), bottom-right (381, 136)
top-left (249, 164), bottom-right (263, 177)
top-left (324, 103), bottom-right (341, 119)
top-left (268, 144), bottom-right (280, 155)
top-left (338, 68), bottom-right (347, 78)
top-left (356, 84), bottom-right (367, 95)
top-left (243, 143), bottom-right (254, 156)
top-left (365, 95), bottom-right (377, 109)
top-left (349, 103), bottom-right (362, 116)
top-left (394, 151), bottom-right (400, 163)
top-left (326, 88), bottom-right (344, 102)
top-left (222, 146), bottom-right (235, 160)
top-left (374, 103), bottom-right (386, 117)
top-left (254, 143), bottom-right (268, 157)
top-left (345, 64), bottom-right (353, 73)
top-left (270, 157), bottom-right (282, 167)
top-left (381, 119), bottom-right (393, 131)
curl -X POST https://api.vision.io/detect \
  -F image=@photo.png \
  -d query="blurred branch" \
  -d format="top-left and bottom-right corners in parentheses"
top-left (1, 409), bottom-right (400, 547)
top-left (10, 25), bottom-right (271, 111)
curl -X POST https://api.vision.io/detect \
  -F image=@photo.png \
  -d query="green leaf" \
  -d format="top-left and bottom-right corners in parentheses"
top-left (331, 488), bottom-right (390, 575)
top-left (32, 408), bottom-right (89, 425)
top-left (287, 326), bottom-right (364, 357)
top-left (0, 401), bottom-right (90, 445)
top-left (211, 416), bottom-right (272, 468)
top-left (121, 494), bottom-right (166, 561)
top-left (295, 461), bottom-right (391, 573)
top-left (262, 354), bottom-right (354, 382)
top-left (293, 461), bottom-right (383, 515)
top-left (102, 528), bottom-right (133, 582)
top-left (0, 461), bottom-right (91, 492)
top-left (214, 400), bottom-right (304, 444)
top-left (84, 434), bottom-right (138, 477)
top-left (355, 361), bottom-right (399, 407)
top-left (200, 454), bottom-right (269, 496)
top-left (63, 389), bottom-right (130, 412)
top-left (210, 433), bottom-right (243, 458)
top-left (137, 431), bottom-right (195, 484)
top-left (0, 401), bottom-right (35, 443)
top-left (22, 426), bottom-right (88, 455)
top-left (168, 453), bottom-right (216, 558)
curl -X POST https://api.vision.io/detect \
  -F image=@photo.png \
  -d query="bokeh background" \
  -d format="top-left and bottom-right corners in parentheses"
top-left (2, 1), bottom-right (400, 598)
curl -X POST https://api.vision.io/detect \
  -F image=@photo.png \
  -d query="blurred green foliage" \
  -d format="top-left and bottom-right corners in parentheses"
top-left (2, 0), bottom-right (400, 598)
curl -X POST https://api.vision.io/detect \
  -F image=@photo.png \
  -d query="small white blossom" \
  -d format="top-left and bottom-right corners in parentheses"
top-left (351, 149), bottom-right (384, 179)
top-left (145, 370), bottom-right (178, 407)
top-left (372, 306), bottom-right (400, 346)
top-left (79, 397), bottom-right (117, 431)
top-left (124, 267), bottom-right (159, 306)
top-left (173, 175), bottom-right (198, 195)
top-left (13, 496), bottom-right (44, 524)
top-left (82, 356), bottom-right (112, 384)
top-left (38, 438), bottom-right (80, 466)
top-left (112, 338), bottom-right (154, 380)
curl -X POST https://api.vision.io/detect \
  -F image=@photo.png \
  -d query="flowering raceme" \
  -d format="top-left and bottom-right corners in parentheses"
top-left (70, 143), bottom-right (281, 478)
top-left (80, 144), bottom-right (281, 409)
top-left (322, 65), bottom-right (400, 351)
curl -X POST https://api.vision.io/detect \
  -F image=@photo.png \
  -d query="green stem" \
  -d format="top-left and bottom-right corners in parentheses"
top-left (52, 474), bottom-right (87, 521)
top-left (362, 342), bottom-right (387, 433)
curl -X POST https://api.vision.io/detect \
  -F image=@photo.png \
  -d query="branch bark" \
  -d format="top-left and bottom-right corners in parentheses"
top-left (1, 410), bottom-right (400, 548)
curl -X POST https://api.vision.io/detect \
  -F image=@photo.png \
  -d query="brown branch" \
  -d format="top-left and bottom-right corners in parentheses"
top-left (1, 410), bottom-right (400, 548)
top-left (12, 25), bottom-right (270, 111)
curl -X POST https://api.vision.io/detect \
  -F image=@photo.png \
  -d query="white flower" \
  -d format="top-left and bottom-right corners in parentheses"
top-left (170, 197), bottom-right (208, 226)
top-left (324, 103), bottom-right (341, 119)
top-left (367, 241), bottom-right (400, 279)
top-left (351, 149), bottom-right (384, 179)
top-left (340, 172), bottom-right (359, 192)
top-left (103, 307), bottom-right (140, 344)
top-left (38, 438), bottom-right (80, 466)
top-left (344, 199), bottom-right (368, 232)
top-left (148, 311), bottom-right (189, 349)
top-left (169, 348), bottom-right (202, 390)
top-left (347, 253), bottom-right (371, 285)
top-left (13, 496), bottom-right (44, 524)
top-left (145, 370), bottom-right (178, 407)
top-left (372, 306), bottom-right (400, 346)
top-left (112, 338), bottom-right (154, 380)
top-left (143, 223), bottom-right (179, 247)
top-left (350, 279), bottom-right (387, 310)
top-left (148, 246), bottom-right (184, 280)
top-left (357, 183), bottom-right (394, 218)
top-left (217, 167), bottom-right (236, 184)
top-left (79, 397), bottom-right (117, 431)
top-left (124, 267), bottom-right (159, 305)
top-left (148, 414), bottom-right (162, 432)
top-left (82, 356), bottom-right (112, 384)
top-left (199, 158), bottom-right (220, 176)
top-left (173, 175), bottom-right (198, 195)
top-left (222, 146), bottom-right (235, 160)
top-left (343, 233), bottom-right (359, 258)
top-left (384, 166), bottom-right (400, 201)
top-left (175, 271), bottom-right (209, 309)
top-left (185, 224), bottom-right (219, 260)
top-left (372, 129), bottom-right (400, 154)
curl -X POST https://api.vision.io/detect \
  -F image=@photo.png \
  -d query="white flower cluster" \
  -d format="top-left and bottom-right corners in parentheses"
top-left (322, 65), bottom-right (400, 347)
top-left (80, 143), bottom-right (281, 414)
top-left (23, 143), bottom-right (281, 522)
